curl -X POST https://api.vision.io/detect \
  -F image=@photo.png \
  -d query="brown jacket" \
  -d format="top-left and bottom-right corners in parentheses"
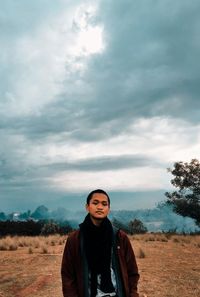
top-left (61, 228), bottom-right (140, 297)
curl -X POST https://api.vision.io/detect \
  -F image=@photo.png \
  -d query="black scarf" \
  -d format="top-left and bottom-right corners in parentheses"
top-left (80, 214), bottom-right (115, 297)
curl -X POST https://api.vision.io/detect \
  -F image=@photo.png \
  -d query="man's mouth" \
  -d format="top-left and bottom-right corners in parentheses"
top-left (96, 211), bottom-right (104, 214)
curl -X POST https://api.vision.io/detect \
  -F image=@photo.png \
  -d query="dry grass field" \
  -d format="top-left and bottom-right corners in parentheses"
top-left (0, 233), bottom-right (200, 297)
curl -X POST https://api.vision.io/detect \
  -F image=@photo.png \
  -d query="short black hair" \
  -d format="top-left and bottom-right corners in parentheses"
top-left (86, 189), bottom-right (110, 205)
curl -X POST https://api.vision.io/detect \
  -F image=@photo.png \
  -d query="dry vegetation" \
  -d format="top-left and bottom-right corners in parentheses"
top-left (0, 233), bottom-right (200, 297)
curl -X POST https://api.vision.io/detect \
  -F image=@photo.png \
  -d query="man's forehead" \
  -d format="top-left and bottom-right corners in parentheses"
top-left (91, 193), bottom-right (109, 201)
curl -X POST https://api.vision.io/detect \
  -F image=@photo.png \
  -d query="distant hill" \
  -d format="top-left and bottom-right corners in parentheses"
top-left (1, 204), bottom-right (200, 233)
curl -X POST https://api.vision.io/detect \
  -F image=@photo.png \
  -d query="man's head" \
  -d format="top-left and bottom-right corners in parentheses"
top-left (86, 189), bottom-right (110, 223)
top-left (86, 189), bottom-right (110, 205)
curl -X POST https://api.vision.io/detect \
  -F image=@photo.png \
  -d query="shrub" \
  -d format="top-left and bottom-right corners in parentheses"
top-left (145, 235), bottom-right (155, 242)
top-left (137, 247), bottom-right (146, 258)
top-left (40, 221), bottom-right (59, 236)
top-left (41, 245), bottom-right (48, 254)
top-left (28, 247), bottom-right (33, 254)
top-left (9, 243), bottom-right (18, 251)
top-left (129, 219), bottom-right (148, 234)
top-left (0, 241), bottom-right (7, 251)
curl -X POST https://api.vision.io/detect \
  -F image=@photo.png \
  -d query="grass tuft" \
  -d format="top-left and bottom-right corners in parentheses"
top-left (137, 247), bottom-right (146, 258)
top-left (28, 247), bottom-right (33, 254)
top-left (41, 245), bottom-right (48, 254)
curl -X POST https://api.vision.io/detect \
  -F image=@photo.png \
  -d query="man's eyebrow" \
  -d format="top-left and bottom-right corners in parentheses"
top-left (92, 199), bottom-right (108, 203)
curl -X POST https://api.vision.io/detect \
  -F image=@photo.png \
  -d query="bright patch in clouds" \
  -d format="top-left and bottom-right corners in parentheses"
top-left (72, 5), bottom-right (104, 56)
top-left (51, 167), bottom-right (169, 192)
top-left (75, 26), bottom-right (104, 55)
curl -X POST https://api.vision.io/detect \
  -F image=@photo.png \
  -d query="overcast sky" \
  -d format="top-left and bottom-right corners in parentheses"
top-left (1, 0), bottom-right (200, 212)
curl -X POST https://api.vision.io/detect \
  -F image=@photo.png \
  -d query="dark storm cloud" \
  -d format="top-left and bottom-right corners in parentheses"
top-left (6, 0), bottom-right (199, 143)
top-left (81, 0), bottom-right (200, 126)
top-left (1, 0), bottom-right (200, 143)
top-left (41, 154), bottom-right (165, 172)
top-left (0, 152), bottom-right (164, 185)
top-left (1, 0), bottom-right (200, 211)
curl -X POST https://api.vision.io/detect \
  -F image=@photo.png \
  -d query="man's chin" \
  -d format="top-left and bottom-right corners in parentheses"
top-left (91, 215), bottom-right (106, 220)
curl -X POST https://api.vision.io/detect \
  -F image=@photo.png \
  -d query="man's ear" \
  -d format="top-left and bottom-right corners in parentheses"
top-left (85, 203), bottom-right (89, 212)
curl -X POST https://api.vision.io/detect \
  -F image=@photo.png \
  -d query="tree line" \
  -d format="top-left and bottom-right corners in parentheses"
top-left (0, 220), bottom-right (73, 237)
top-left (0, 218), bottom-right (147, 237)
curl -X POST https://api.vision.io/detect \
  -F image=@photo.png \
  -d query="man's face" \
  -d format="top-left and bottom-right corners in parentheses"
top-left (86, 193), bottom-right (110, 220)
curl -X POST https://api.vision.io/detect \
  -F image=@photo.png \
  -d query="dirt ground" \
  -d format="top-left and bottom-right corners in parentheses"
top-left (0, 234), bottom-right (200, 297)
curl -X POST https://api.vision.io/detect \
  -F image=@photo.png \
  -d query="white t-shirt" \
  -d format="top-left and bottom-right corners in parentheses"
top-left (89, 267), bottom-right (117, 297)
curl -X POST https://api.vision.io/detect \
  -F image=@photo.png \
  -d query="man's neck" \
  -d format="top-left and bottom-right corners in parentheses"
top-left (90, 215), bottom-right (105, 227)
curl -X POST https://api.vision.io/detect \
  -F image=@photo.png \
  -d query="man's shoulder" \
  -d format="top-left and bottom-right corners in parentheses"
top-left (67, 229), bottom-right (80, 241)
top-left (114, 228), bottom-right (128, 238)
top-left (115, 229), bottom-right (130, 243)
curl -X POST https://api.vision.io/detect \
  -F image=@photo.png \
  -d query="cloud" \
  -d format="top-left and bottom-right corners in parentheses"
top-left (0, 0), bottom-right (100, 116)
top-left (51, 167), bottom-right (169, 192)
top-left (81, 0), bottom-right (200, 125)
top-left (41, 154), bottom-right (164, 172)
top-left (1, 0), bottom-right (200, 211)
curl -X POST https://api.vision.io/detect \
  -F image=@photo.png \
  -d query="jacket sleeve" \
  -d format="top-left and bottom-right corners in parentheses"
top-left (61, 235), bottom-right (79, 297)
top-left (121, 232), bottom-right (140, 297)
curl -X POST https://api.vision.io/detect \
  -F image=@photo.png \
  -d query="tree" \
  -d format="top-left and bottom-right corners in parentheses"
top-left (59, 220), bottom-right (73, 235)
top-left (128, 219), bottom-right (147, 234)
top-left (165, 159), bottom-right (200, 226)
top-left (19, 210), bottom-right (31, 220)
top-left (40, 221), bottom-right (60, 236)
top-left (0, 212), bottom-right (7, 221)
top-left (112, 218), bottom-right (148, 234)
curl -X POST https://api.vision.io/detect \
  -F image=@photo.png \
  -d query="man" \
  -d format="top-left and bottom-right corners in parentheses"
top-left (61, 189), bottom-right (140, 297)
